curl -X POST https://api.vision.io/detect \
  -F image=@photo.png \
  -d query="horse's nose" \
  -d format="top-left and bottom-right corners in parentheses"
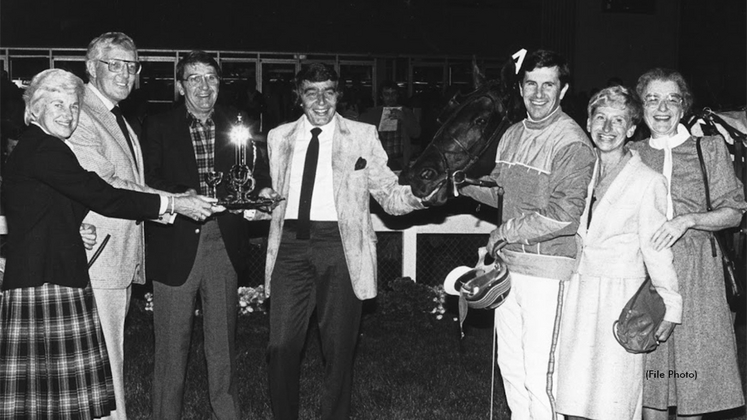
top-left (419, 168), bottom-right (438, 181)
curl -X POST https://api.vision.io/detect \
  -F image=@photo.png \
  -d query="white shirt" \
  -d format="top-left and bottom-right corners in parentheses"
top-left (89, 83), bottom-right (117, 111)
top-left (285, 116), bottom-right (338, 221)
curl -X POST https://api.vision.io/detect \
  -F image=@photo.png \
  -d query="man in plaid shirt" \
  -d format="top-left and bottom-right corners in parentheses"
top-left (143, 50), bottom-right (270, 420)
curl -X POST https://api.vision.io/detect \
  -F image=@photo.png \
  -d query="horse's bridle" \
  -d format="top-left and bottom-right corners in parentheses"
top-left (427, 90), bottom-right (510, 192)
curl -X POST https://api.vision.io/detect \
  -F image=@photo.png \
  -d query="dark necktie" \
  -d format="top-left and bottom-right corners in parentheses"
top-left (297, 127), bottom-right (321, 240)
top-left (111, 106), bottom-right (138, 167)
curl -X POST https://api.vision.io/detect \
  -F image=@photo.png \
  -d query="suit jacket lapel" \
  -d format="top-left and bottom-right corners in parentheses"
top-left (586, 155), bottom-right (638, 238)
top-left (84, 84), bottom-right (142, 181)
top-left (331, 114), bottom-right (355, 200)
top-left (173, 108), bottom-right (201, 189)
top-left (278, 117), bottom-right (304, 200)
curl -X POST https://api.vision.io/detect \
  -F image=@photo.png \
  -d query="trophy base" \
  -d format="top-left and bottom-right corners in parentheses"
top-left (217, 196), bottom-right (283, 210)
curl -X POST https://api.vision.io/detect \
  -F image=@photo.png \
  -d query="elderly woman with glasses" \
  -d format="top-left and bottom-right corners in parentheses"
top-left (555, 85), bottom-right (682, 420)
top-left (630, 68), bottom-right (747, 420)
top-left (0, 69), bottom-right (217, 419)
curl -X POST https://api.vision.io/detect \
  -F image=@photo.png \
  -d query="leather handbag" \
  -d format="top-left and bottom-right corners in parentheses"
top-left (613, 277), bottom-right (666, 354)
top-left (695, 137), bottom-right (745, 310)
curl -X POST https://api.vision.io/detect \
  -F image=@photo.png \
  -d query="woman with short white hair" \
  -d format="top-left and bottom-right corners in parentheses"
top-left (556, 85), bottom-right (682, 420)
top-left (0, 68), bottom-right (213, 419)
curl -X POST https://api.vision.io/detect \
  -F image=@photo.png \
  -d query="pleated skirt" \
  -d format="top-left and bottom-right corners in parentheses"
top-left (0, 283), bottom-right (116, 420)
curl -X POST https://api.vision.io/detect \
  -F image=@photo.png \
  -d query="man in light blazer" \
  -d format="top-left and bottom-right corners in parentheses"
top-left (255, 63), bottom-right (433, 420)
top-left (67, 32), bottom-right (167, 420)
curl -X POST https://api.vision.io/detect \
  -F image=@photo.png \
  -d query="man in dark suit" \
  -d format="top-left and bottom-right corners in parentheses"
top-left (143, 50), bottom-right (270, 420)
top-left (254, 63), bottom-right (432, 419)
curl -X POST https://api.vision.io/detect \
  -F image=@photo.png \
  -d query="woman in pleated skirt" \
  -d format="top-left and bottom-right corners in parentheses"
top-left (0, 68), bottom-right (178, 419)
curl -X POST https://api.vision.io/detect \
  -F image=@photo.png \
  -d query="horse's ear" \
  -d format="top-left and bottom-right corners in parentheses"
top-left (501, 57), bottom-right (518, 88)
top-left (473, 63), bottom-right (486, 90)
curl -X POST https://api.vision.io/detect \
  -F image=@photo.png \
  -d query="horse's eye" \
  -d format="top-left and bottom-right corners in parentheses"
top-left (475, 117), bottom-right (487, 125)
top-left (419, 168), bottom-right (437, 181)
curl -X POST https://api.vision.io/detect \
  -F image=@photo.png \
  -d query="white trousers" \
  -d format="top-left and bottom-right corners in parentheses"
top-left (92, 286), bottom-right (131, 420)
top-left (495, 272), bottom-right (562, 420)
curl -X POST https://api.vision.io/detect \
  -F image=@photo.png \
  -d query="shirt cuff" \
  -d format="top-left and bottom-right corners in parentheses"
top-left (158, 195), bottom-right (169, 214)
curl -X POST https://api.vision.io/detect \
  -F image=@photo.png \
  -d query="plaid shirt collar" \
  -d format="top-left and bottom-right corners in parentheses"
top-left (186, 109), bottom-right (215, 127)
top-left (186, 110), bottom-right (216, 195)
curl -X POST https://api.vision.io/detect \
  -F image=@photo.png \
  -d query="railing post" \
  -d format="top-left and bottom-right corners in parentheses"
top-left (402, 227), bottom-right (418, 280)
top-left (372, 213), bottom-right (498, 284)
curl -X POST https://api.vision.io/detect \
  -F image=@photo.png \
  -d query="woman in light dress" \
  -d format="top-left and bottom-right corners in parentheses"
top-left (556, 85), bottom-right (682, 420)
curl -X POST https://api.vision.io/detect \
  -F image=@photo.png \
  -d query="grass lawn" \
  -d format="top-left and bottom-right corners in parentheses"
top-left (122, 280), bottom-right (746, 420)
top-left (123, 280), bottom-right (507, 419)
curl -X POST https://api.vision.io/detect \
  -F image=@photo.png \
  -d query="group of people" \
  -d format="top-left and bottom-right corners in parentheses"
top-left (461, 50), bottom-right (745, 420)
top-left (0, 31), bottom-right (433, 420)
top-left (0, 31), bottom-right (744, 420)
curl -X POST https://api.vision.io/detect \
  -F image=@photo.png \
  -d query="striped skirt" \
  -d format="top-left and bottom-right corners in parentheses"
top-left (0, 283), bottom-right (116, 420)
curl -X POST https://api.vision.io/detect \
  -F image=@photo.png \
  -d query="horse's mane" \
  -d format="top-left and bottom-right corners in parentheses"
top-left (475, 59), bottom-right (525, 125)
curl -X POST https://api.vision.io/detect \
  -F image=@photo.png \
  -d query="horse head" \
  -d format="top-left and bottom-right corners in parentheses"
top-left (399, 60), bottom-right (523, 206)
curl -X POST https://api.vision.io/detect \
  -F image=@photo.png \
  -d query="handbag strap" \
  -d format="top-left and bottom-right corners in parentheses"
top-left (695, 137), bottom-right (719, 257)
top-left (695, 137), bottom-right (713, 211)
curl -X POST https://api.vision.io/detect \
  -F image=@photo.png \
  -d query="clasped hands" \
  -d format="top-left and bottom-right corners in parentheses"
top-left (172, 189), bottom-right (226, 222)
top-left (77, 191), bottom-right (222, 251)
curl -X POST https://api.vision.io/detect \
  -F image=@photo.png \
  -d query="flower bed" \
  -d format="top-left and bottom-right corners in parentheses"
top-left (141, 278), bottom-right (453, 321)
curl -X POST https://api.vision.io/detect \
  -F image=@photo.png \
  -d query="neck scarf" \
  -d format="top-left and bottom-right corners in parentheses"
top-left (648, 123), bottom-right (690, 219)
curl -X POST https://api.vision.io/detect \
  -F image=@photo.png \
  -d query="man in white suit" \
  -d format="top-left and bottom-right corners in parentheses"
top-left (68, 32), bottom-right (165, 420)
top-left (255, 63), bottom-right (433, 419)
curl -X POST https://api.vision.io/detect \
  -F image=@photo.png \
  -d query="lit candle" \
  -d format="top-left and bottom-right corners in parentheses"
top-left (230, 115), bottom-right (251, 167)
top-left (251, 136), bottom-right (257, 170)
top-left (234, 137), bottom-right (239, 166)
top-left (240, 136), bottom-right (246, 166)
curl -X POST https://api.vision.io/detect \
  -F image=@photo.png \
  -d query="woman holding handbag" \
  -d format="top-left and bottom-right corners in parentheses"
top-left (556, 85), bottom-right (682, 420)
top-left (632, 68), bottom-right (747, 420)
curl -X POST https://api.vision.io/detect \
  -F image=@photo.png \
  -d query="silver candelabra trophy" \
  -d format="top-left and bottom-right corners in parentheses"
top-left (211, 115), bottom-right (282, 210)
top-left (205, 171), bottom-right (224, 199)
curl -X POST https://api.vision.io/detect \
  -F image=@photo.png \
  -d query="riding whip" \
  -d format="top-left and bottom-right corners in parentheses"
top-left (87, 234), bottom-right (111, 268)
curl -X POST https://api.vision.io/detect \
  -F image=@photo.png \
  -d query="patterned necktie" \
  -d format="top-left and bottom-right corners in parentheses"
top-left (111, 105), bottom-right (138, 167)
top-left (297, 127), bottom-right (322, 240)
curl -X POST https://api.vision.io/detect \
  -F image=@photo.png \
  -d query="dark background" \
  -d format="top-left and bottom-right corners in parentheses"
top-left (1, 0), bottom-right (745, 108)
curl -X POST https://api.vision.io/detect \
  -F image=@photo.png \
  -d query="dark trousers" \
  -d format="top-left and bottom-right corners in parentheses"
top-left (268, 221), bottom-right (363, 420)
top-left (152, 220), bottom-right (240, 420)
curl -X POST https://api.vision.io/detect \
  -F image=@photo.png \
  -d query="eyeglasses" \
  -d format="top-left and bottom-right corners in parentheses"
top-left (183, 74), bottom-right (220, 87)
top-left (99, 59), bottom-right (142, 74)
top-left (643, 94), bottom-right (683, 108)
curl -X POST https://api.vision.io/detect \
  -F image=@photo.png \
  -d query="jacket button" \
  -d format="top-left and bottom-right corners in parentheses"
top-left (194, 229), bottom-right (200, 234)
